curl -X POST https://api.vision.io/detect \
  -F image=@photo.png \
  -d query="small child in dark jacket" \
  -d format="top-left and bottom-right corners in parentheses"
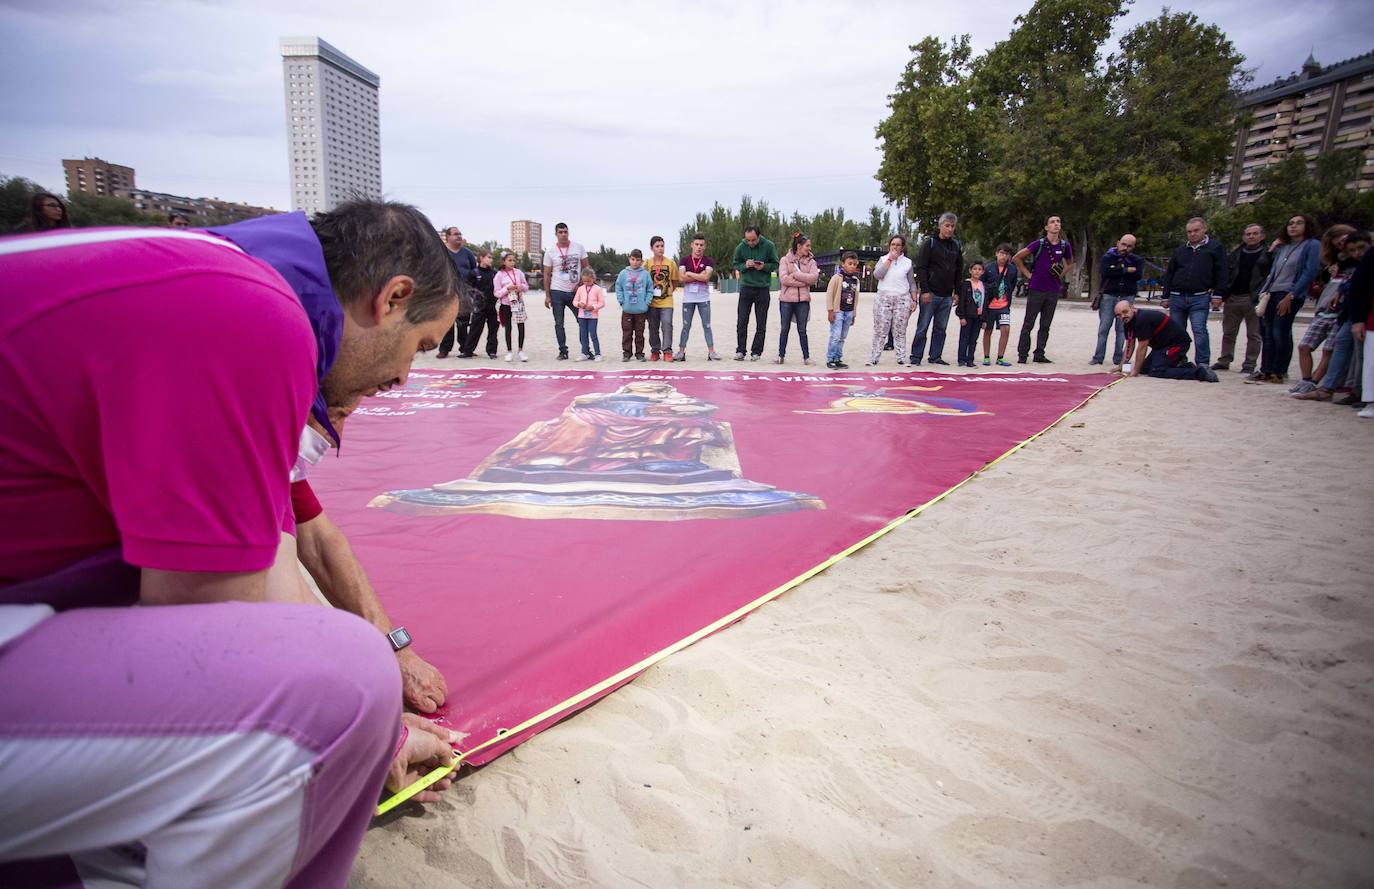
top-left (955, 260), bottom-right (987, 367)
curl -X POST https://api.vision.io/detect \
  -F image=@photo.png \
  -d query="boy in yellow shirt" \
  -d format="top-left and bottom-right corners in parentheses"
top-left (646, 235), bottom-right (680, 361)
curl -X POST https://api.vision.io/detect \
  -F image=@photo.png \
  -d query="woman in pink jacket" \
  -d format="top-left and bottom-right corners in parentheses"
top-left (572, 266), bottom-right (606, 361)
top-left (777, 232), bottom-right (820, 365)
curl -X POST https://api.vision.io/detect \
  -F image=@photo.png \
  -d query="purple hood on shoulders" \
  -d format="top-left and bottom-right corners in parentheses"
top-left (209, 212), bottom-right (343, 445)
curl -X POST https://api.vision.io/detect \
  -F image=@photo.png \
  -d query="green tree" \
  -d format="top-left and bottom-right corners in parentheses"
top-left (875, 35), bottom-right (981, 236)
top-left (0, 174), bottom-right (47, 231)
top-left (876, 0), bottom-right (1246, 297)
top-left (68, 191), bottom-right (161, 228)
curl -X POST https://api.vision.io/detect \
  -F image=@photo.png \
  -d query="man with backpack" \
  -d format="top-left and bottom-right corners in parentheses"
top-left (1013, 214), bottom-right (1073, 364)
top-left (911, 212), bottom-right (963, 366)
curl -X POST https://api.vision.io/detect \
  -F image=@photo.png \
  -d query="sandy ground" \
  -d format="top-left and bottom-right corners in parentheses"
top-left (350, 291), bottom-right (1374, 888)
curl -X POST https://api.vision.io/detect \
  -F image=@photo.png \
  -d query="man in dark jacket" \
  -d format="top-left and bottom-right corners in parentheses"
top-left (1162, 217), bottom-right (1228, 367)
top-left (439, 226), bottom-right (478, 357)
top-left (1092, 233), bottom-right (1143, 365)
top-left (1214, 223), bottom-right (1270, 373)
top-left (910, 212), bottom-right (963, 365)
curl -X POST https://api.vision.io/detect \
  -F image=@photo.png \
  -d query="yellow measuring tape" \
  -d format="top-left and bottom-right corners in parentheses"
top-left (376, 377), bottom-right (1119, 815)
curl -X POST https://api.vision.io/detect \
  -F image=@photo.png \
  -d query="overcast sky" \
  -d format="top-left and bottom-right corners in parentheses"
top-left (2, 0), bottom-right (1371, 251)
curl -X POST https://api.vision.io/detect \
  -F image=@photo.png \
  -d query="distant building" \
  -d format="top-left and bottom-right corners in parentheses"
top-left (122, 188), bottom-right (279, 225)
top-left (511, 219), bottom-right (543, 259)
top-left (63, 157), bottom-right (135, 198)
top-left (1206, 51), bottom-right (1374, 206)
top-left (280, 36), bottom-right (381, 216)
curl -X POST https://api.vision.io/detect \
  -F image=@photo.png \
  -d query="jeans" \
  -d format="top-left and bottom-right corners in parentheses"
top-left (737, 286), bottom-right (770, 356)
top-left (827, 309), bottom-right (854, 363)
top-left (956, 319), bottom-right (980, 364)
top-left (1018, 289), bottom-right (1059, 359)
top-left (1168, 292), bottom-right (1213, 367)
top-left (1318, 320), bottom-right (1355, 390)
top-left (1093, 294), bottom-right (1133, 364)
top-left (549, 290), bottom-right (576, 355)
top-left (647, 306), bottom-right (674, 354)
top-left (577, 316), bottom-right (600, 356)
top-left (910, 293), bottom-right (952, 362)
top-left (621, 312), bottom-right (646, 357)
top-left (1259, 291), bottom-right (1303, 376)
top-left (1217, 294), bottom-right (1261, 370)
top-left (778, 301), bottom-right (811, 358)
top-left (680, 302), bottom-right (714, 350)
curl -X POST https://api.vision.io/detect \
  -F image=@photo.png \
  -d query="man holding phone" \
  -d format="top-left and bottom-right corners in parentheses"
top-left (732, 226), bottom-right (779, 361)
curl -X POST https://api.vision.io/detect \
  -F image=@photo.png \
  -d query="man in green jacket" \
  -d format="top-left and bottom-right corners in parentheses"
top-left (732, 225), bottom-right (780, 360)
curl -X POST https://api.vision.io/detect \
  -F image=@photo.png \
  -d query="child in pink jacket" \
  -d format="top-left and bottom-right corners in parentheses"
top-left (494, 251), bottom-right (529, 362)
top-left (573, 266), bottom-right (606, 361)
top-left (776, 232), bottom-right (820, 364)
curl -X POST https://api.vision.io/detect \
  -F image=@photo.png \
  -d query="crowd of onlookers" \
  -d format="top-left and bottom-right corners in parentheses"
top-left (431, 211), bottom-right (1372, 417)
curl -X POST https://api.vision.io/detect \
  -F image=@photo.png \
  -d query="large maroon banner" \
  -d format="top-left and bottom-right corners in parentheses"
top-left (309, 368), bottom-right (1113, 779)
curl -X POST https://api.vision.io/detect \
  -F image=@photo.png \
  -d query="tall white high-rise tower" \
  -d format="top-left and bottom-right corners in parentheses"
top-left (280, 36), bottom-right (381, 215)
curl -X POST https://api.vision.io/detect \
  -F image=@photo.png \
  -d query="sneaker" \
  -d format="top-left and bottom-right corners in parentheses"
top-left (594, 355), bottom-right (604, 362)
top-left (487, 353), bottom-right (498, 360)
top-left (1210, 362), bottom-right (1229, 371)
top-left (1017, 356), bottom-right (1028, 364)
top-left (650, 352), bottom-right (661, 362)
top-left (834, 360), bottom-right (849, 369)
top-left (636, 354), bottom-right (648, 362)
top-left (663, 350), bottom-right (673, 361)
top-left (982, 358), bottom-right (991, 366)
top-left (773, 356), bottom-right (784, 364)
top-left (518, 351), bottom-right (528, 362)
top-left (673, 352), bottom-right (686, 362)
top-left (734, 351), bottom-right (745, 361)
top-left (556, 352), bottom-right (568, 361)
top-left (866, 355), bottom-right (879, 366)
top-left (1240, 366), bottom-right (1255, 375)
top-left (803, 358), bottom-right (815, 366)
top-left (707, 351), bottom-right (722, 361)
top-left (1292, 387), bottom-right (1332, 401)
top-left (576, 354), bottom-right (591, 362)
top-left (1334, 393), bottom-right (1360, 406)
top-left (1288, 380), bottom-right (1317, 395)
top-left (1197, 366), bottom-right (1219, 383)
top-left (1358, 405), bottom-right (1374, 418)
top-left (505, 352), bottom-right (513, 362)
top-left (997, 358), bottom-right (1012, 367)
top-left (623, 354), bottom-right (632, 362)
top-left (929, 357), bottom-right (949, 366)
top-left (1033, 355), bottom-right (1053, 364)
top-left (749, 354), bottom-right (761, 362)
top-left (896, 358), bottom-right (907, 366)
top-left (825, 360), bottom-right (836, 369)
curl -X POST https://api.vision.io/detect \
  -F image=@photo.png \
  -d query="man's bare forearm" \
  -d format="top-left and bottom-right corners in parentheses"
top-left (296, 511), bottom-right (391, 632)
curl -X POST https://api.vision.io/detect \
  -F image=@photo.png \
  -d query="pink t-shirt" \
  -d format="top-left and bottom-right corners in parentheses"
top-left (0, 229), bottom-right (317, 594)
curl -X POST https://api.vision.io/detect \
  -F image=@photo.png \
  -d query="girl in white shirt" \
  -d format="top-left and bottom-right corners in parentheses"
top-left (869, 235), bottom-right (916, 366)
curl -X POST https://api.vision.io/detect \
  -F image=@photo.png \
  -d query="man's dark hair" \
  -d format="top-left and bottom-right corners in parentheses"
top-left (311, 200), bottom-right (457, 324)
top-left (995, 242), bottom-right (1013, 255)
top-left (629, 248), bottom-right (643, 259)
top-left (555, 222), bottom-right (568, 232)
top-left (1345, 230), bottom-right (1371, 246)
top-left (744, 225), bottom-right (760, 236)
top-left (970, 258), bottom-right (985, 268)
top-left (841, 250), bottom-right (859, 263)
top-left (650, 235), bottom-right (664, 247)
top-left (692, 233), bottom-right (705, 242)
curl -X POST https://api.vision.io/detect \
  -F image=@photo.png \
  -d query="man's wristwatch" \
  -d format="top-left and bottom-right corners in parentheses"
top-left (386, 627), bottom-right (412, 653)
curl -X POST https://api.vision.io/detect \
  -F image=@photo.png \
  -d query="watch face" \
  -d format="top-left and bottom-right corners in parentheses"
top-left (389, 627), bottom-right (411, 649)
